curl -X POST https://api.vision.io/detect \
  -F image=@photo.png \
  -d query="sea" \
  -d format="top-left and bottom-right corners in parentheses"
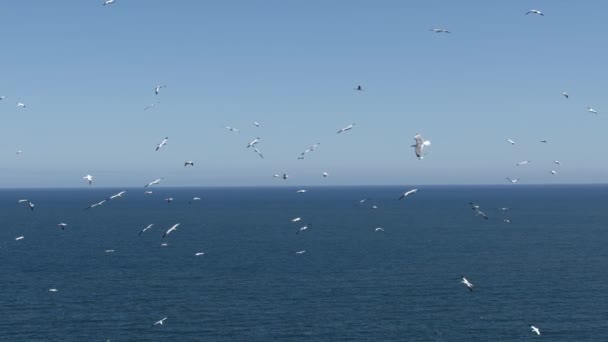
top-left (1, 185), bottom-right (607, 341)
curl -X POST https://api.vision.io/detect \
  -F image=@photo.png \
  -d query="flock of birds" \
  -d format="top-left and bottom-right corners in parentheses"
top-left (4, 3), bottom-right (595, 338)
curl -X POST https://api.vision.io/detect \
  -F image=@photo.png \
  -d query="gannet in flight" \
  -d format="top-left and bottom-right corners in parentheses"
top-left (337, 123), bottom-right (355, 134)
top-left (296, 224), bottom-right (311, 234)
top-left (16, 102), bottom-right (26, 108)
top-left (102, 0), bottom-right (115, 5)
top-left (295, 250), bottom-right (306, 255)
top-left (588, 107), bottom-right (598, 114)
top-left (225, 126), bottom-right (239, 133)
top-left (506, 139), bottom-right (515, 145)
top-left (291, 217), bottom-right (302, 222)
top-left (354, 85), bottom-right (364, 91)
top-left (107, 191), bottom-right (126, 200)
top-left (398, 189), bottom-right (418, 200)
top-left (155, 137), bottom-right (168, 151)
top-left (504, 219), bottom-right (511, 223)
top-left (430, 28), bottom-right (450, 33)
top-left (473, 208), bottom-right (488, 220)
top-left (195, 252), bottom-right (205, 256)
top-left (506, 177), bottom-right (519, 184)
top-left (144, 191), bottom-right (153, 195)
top-left (273, 173), bottom-right (288, 180)
top-left (154, 85), bottom-right (166, 95)
top-left (28, 202), bottom-right (35, 211)
top-left (85, 199), bottom-right (106, 210)
top-left (296, 189), bottom-right (307, 193)
top-left (15, 236), bottom-right (24, 241)
top-left (57, 223), bottom-right (68, 230)
top-left (300, 143), bottom-right (321, 156)
top-left (253, 146), bottom-right (264, 159)
top-left (530, 325), bottom-right (541, 336)
top-left (551, 170), bottom-right (557, 175)
top-left (165, 197), bottom-right (173, 203)
top-left (554, 160), bottom-right (561, 165)
top-left (184, 161), bottom-right (194, 167)
top-left (539, 140), bottom-right (548, 143)
top-left (246, 137), bottom-right (260, 148)
top-left (153, 317), bottom-right (168, 326)
top-left (413, 133), bottom-right (431, 159)
top-left (254, 122), bottom-right (260, 127)
top-left (162, 223), bottom-right (180, 238)
top-left (48, 288), bottom-right (58, 292)
top-left (0, 96), bottom-right (5, 100)
top-left (189, 197), bottom-right (201, 204)
top-left (375, 227), bottom-right (384, 232)
top-left (562, 92), bottom-right (569, 99)
top-left (526, 9), bottom-right (544, 16)
top-left (16, 150), bottom-right (22, 155)
top-left (461, 276), bottom-right (474, 291)
top-left (144, 102), bottom-right (158, 111)
top-left (322, 172), bottom-right (329, 178)
top-left (144, 178), bottom-right (163, 188)
top-left (516, 160), bottom-right (531, 166)
top-left (138, 224), bottom-right (154, 236)
top-left (83, 174), bottom-right (94, 185)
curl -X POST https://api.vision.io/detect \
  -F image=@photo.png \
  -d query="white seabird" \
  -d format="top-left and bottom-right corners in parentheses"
top-left (322, 172), bottom-right (329, 178)
top-left (430, 28), bottom-right (450, 33)
top-left (337, 123), bottom-right (355, 134)
top-left (15, 236), bottom-right (24, 241)
top-left (461, 276), bottom-right (474, 291)
top-left (102, 0), bottom-right (115, 5)
top-left (144, 178), bottom-right (163, 188)
top-left (195, 252), bottom-right (205, 256)
top-left (162, 223), bottom-right (180, 238)
top-left (530, 325), bottom-right (541, 336)
top-left (253, 146), bottom-right (264, 159)
top-left (83, 174), bottom-right (94, 185)
top-left (225, 126), bottom-right (239, 133)
top-left (138, 224), bottom-right (154, 236)
top-left (107, 191), bottom-right (126, 200)
top-left (48, 288), bottom-right (58, 292)
top-left (295, 250), bottom-right (306, 255)
top-left (588, 107), bottom-right (598, 114)
top-left (516, 160), bottom-right (531, 166)
top-left (413, 133), bottom-right (431, 159)
top-left (562, 92), bottom-right (569, 99)
top-left (246, 137), bottom-right (260, 148)
top-left (506, 139), bottom-right (515, 145)
top-left (154, 85), bottom-right (166, 95)
top-left (18, 199), bottom-right (28, 203)
top-left (291, 217), bottom-right (302, 222)
top-left (551, 170), bottom-right (557, 175)
top-left (57, 223), bottom-right (68, 230)
top-left (85, 199), bottom-right (106, 210)
top-left (354, 85), bottom-right (364, 91)
top-left (398, 189), bottom-right (418, 200)
top-left (155, 137), bottom-right (168, 151)
top-left (254, 122), bottom-right (260, 127)
top-left (506, 177), bottom-right (519, 184)
top-left (525, 9), bottom-right (544, 16)
top-left (273, 173), bottom-right (288, 180)
top-left (296, 189), bottom-right (307, 193)
top-left (296, 224), bottom-right (311, 234)
top-left (554, 160), bottom-right (561, 165)
top-left (375, 227), bottom-right (384, 232)
top-left (16, 102), bottom-right (26, 108)
top-left (153, 317), bottom-right (168, 326)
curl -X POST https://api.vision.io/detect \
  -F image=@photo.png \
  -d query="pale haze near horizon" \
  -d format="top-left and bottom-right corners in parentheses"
top-left (1, 1), bottom-right (607, 188)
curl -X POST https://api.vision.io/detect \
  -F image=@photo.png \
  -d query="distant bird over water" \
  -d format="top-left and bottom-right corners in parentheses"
top-left (155, 137), bottom-right (168, 151)
top-left (102, 0), bottom-right (115, 5)
top-left (162, 223), bottom-right (180, 238)
top-left (430, 28), bottom-right (450, 33)
top-left (587, 107), bottom-right (598, 114)
top-left (399, 189), bottom-right (418, 200)
top-left (413, 133), bottom-right (431, 159)
top-left (461, 276), bottom-right (474, 291)
top-left (153, 317), bottom-right (168, 326)
top-left (530, 325), bottom-right (541, 336)
top-left (525, 9), bottom-right (544, 16)
top-left (83, 174), bottom-right (93, 185)
top-left (337, 123), bottom-right (355, 134)
top-left (184, 161), bottom-right (194, 167)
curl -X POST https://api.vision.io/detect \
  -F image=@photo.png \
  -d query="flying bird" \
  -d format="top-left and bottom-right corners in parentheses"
top-left (85, 199), bottom-right (106, 210)
top-left (83, 174), bottom-right (94, 185)
top-left (0, 96), bottom-right (5, 100)
top-left (322, 172), bottom-right (329, 178)
top-left (554, 160), bottom-right (561, 165)
top-left (291, 217), bottom-right (302, 222)
top-left (189, 197), bottom-right (201, 204)
top-left (143, 102), bottom-right (158, 111)
top-left (165, 197), bottom-right (174, 203)
top-left (246, 137), bottom-right (260, 148)
top-left (337, 123), bottom-right (355, 134)
top-left (253, 146), bottom-right (264, 159)
top-left (562, 92), bottom-right (569, 99)
top-left (28, 202), bottom-right (35, 211)
top-left (144, 178), bottom-right (163, 188)
top-left (153, 317), bottom-right (168, 326)
top-left (530, 325), bottom-right (541, 336)
top-left (16, 102), bottom-right (26, 108)
top-left (184, 161), bottom-right (194, 167)
top-left (273, 173), bottom-right (288, 180)
top-left (254, 122), bottom-right (260, 127)
top-left (15, 236), bottom-right (24, 241)
top-left (57, 223), bottom-right (68, 230)
top-left (525, 9), bottom-right (544, 16)
top-left (48, 288), bottom-right (58, 292)
top-left (102, 0), bottom-right (115, 5)
top-left (506, 139), bottom-right (515, 145)
top-left (107, 191), bottom-right (126, 200)
top-left (461, 276), bottom-right (474, 291)
top-left (225, 126), bottom-right (239, 133)
top-left (195, 252), bottom-right (205, 256)
top-left (430, 28), bottom-right (450, 33)
top-left (155, 137), bottom-right (168, 151)
top-left (300, 143), bottom-right (321, 157)
top-left (587, 107), bottom-right (598, 114)
top-left (539, 140), bottom-right (548, 143)
top-left (162, 223), bottom-right (180, 238)
top-left (138, 224), bottom-right (154, 236)
top-left (296, 189), bottom-right (307, 193)
top-left (296, 224), bottom-right (311, 234)
top-left (154, 85), bottom-right (166, 95)
top-left (398, 189), bottom-right (418, 200)
top-left (551, 170), bottom-right (557, 175)
top-left (144, 191), bottom-right (153, 195)
top-left (413, 133), bottom-right (431, 159)
top-left (516, 160), bottom-right (531, 166)
top-left (506, 177), bottom-right (519, 184)
top-left (374, 227), bottom-right (384, 232)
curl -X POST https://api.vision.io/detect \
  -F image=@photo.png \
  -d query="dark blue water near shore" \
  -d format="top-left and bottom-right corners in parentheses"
top-left (1, 185), bottom-right (607, 341)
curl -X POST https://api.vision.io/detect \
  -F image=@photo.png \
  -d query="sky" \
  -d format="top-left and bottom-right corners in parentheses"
top-left (1, 0), bottom-right (607, 187)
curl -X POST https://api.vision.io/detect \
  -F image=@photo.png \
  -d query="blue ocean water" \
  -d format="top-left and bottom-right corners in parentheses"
top-left (1, 185), bottom-right (607, 341)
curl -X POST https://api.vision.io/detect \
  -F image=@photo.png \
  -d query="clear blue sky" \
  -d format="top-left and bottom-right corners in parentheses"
top-left (1, 0), bottom-right (607, 187)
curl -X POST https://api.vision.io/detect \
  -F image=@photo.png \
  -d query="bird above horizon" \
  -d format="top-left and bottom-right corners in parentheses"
top-left (399, 189), bottom-right (418, 200)
top-left (254, 121), bottom-right (260, 127)
top-left (162, 223), bottom-right (179, 238)
top-left (184, 161), bottom-right (194, 167)
top-left (107, 191), bottom-right (126, 200)
top-left (374, 227), bottom-right (384, 232)
top-left (253, 146), bottom-right (264, 159)
top-left (154, 85), bottom-right (166, 95)
top-left (144, 178), bottom-right (163, 188)
top-left (57, 223), bottom-right (68, 230)
top-left (83, 174), bottom-right (93, 185)
top-left (413, 133), bottom-right (431, 159)
top-left (526, 9), bottom-right (544, 16)
top-left (506, 177), bottom-right (519, 184)
top-left (322, 172), bottom-right (329, 178)
top-left (225, 126), bottom-right (239, 133)
top-left (16, 102), bottom-right (26, 108)
top-left (273, 173), bottom-right (288, 180)
top-left (155, 137), bottom-right (168, 151)
top-left (246, 137), bottom-right (260, 148)
top-left (138, 224), bottom-right (154, 236)
top-left (337, 123), bottom-right (355, 134)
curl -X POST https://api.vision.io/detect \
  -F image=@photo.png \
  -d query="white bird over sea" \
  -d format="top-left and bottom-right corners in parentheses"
top-left (506, 139), bottom-right (515, 145)
top-left (15, 236), bottom-right (24, 241)
top-left (18, 199), bottom-right (28, 203)
top-left (337, 123), bottom-right (355, 134)
top-left (28, 202), bottom-right (35, 211)
top-left (413, 133), bottom-right (431, 159)
top-left (48, 288), bottom-right (58, 292)
top-left (296, 224), bottom-right (311, 234)
top-left (399, 189), bottom-right (418, 200)
top-left (138, 224), bottom-right (154, 236)
top-left (154, 85), bottom-right (166, 95)
top-left (105, 249), bottom-right (115, 253)
top-left (516, 160), bottom-right (531, 166)
top-left (273, 173), bottom-right (288, 180)
top-left (322, 172), bottom-right (329, 178)
top-left (102, 0), bottom-right (115, 5)
top-left (587, 107), bottom-right (598, 114)
top-left (225, 126), bottom-right (239, 133)
top-left (430, 28), bottom-right (450, 33)
top-left (57, 223), bottom-right (68, 230)
top-left (253, 146), bottom-right (264, 159)
top-left (291, 217), bottom-right (302, 222)
top-left (526, 9), bottom-right (544, 16)
top-left (155, 137), bottom-right (168, 151)
top-left (195, 252), bottom-right (205, 256)
top-left (162, 223), bottom-right (180, 238)
top-left (85, 199), bottom-right (106, 210)
top-left (153, 317), bottom-right (168, 326)
top-left (254, 122), bottom-right (260, 127)
top-left (506, 177), bottom-right (519, 184)
top-left (144, 178), bottom-right (163, 188)
top-left (107, 191), bottom-right (126, 200)
top-left (530, 325), bottom-right (541, 336)
top-left (461, 276), bottom-right (474, 292)
top-left (295, 250), bottom-right (306, 255)
top-left (144, 102), bottom-right (158, 111)
top-left (165, 197), bottom-right (173, 203)
top-left (184, 161), bottom-right (194, 167)
top-left (375, 227), bottom-right (384, 232)
top-left (562, 92), bottom-right (569, 99)
top-left (554, 160), bottom-right (561, 165)
top-left (16, 102), bottom-right (26, 108)
top-left (144, 191), bottom-right (153, 195)
top-left (189, 197), bottom-right (201, 204)
top-left (83, 174), bottom-right (94, 185)
top-left (296, 189), bottom-right (307, 193)
top-left (246, 137), bottom-right (260, 148)
top-left (551, 170), bottom-right (557, 175)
